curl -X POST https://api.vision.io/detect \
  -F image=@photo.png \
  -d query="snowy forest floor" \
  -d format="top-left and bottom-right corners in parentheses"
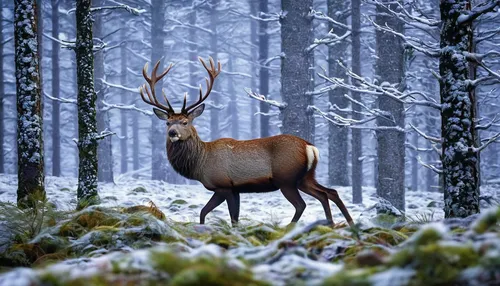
top-left (0, 174), bottom-right (499, 285)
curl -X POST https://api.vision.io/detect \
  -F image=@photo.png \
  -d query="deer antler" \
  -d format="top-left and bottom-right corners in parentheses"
top-left (181, 56), bottom-right (221, 114)
top-left (140, 60), bottom-right (174, 114)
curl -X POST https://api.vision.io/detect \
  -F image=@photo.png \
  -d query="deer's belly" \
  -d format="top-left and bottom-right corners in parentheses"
top-left (232, 177), bottom-right (279, 193)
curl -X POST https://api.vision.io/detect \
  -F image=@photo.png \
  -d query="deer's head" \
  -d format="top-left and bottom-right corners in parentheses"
top-left (140, 57), bottom-right (221, 142)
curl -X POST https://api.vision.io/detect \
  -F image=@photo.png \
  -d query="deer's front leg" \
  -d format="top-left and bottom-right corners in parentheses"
top-left (200, 192), bottom-right (225, 224)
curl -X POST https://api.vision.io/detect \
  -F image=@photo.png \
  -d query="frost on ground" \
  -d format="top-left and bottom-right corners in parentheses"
top-left (0, 174), bottom-right (499, 286)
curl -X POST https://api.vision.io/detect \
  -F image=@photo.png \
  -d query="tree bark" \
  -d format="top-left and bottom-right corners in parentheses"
top-left (150, 0), bottom-right (168, 181)
top-left (280, 0), bottom-right (313, 141)
top-left (440, 0), bottom-right (479, 218)
top-left (228, 57), bottom-right (238, 139)
top-left (351, 0), bottom-right (363, 203)
top-left (75, 0), bottom-right (100, 208)
top-left (210, 0), bottom-right (220, 141)
top-left (0, 3), bottom-right (4, 174)
top-left (250, 0), bottom-right (259, 139)
top-left (94, 4), bottom-right (113, 183)
top-left (375, 0), bottom-right (406, 212)
top-left (120, 27), bottom-right (128, 174)
top-left (51, 0), bottom-right (61, 176)
top-left (259, 0), bottom-right (270, 138)
top-left (14, 0), bottom-right (46, 207)
top-left (327, 0), bottom-right (349, 186)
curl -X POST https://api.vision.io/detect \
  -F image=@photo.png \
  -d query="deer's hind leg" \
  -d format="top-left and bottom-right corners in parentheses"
top-left (280, 185), bottom-right (306, 223)
top-left (298, 181), bottom-right (334, 225)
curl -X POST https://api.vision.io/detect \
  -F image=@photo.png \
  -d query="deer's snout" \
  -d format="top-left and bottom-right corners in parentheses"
top-left (168, 129), bottom-right (178, 137)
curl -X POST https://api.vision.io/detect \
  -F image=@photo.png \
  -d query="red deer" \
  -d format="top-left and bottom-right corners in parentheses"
top-left (139, 57), bottom-right (354, 227)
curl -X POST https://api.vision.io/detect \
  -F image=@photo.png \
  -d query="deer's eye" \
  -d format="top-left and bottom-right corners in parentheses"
top-left (166, 122), bottom-right (171, 126)
top-left (182, 121), bottom-right (188, 126)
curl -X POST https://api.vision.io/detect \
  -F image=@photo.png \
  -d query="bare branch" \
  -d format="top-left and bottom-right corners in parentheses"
top-left (44, 92), bottom-right (77, 104)
top-left (244, 88), bottom-right (287, 109)
top-left (409, 123), bottom-right (441, 143)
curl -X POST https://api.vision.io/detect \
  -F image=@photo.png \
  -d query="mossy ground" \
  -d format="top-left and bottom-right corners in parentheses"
top-left (0, 198), bottom-right (499, 286)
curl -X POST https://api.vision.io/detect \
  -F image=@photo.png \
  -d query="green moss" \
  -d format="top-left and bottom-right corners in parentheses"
top-left (364, 229), bottom-right (408, 246)
top-left (207, 234), bottom-right (239, 249)
top-left (59, 221), bottom-right (86, 237)
top-left (130, 186), bottom-right (148, 193)
top-left (473, 208), bottom-right (500, 234)
top-left (124, 205), bottom-right (166, 221)
top-left (171, 199), bottom-right (188, 205)
top-left (74, 209), bottom-right (120, 229)
top-left (322, 268), bottom-right (375, 286)
top-left (390, 243), bottom-right (479, 285)
top-left (242, 224), bottom-right (283, 244)
top-left (412, 227), bottom-right (443, 246)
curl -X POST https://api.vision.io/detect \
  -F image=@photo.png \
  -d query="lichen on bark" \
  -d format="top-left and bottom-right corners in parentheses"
top-left (75, 0), bottom-right (100, 209)
top-left (14, 0), bottom-right (46, 208)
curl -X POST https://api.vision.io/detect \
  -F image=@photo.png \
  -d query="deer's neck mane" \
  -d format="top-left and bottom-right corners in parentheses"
top-left (166, 133), bottom-right (206, 181)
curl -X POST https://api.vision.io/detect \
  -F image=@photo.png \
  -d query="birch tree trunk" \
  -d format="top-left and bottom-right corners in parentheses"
top-left (351, 0), bottom-right (363, 203)
top-left (75, 0), bottom-right (100, 208)
top-left (327, 0), bottom-right (349, 186)
top-left (375, 1), bottom-right (406, 212)
top-left (280, 0), bottom-right (313, 141)
top-left (14, 0), bottom-right (45, 207)
top-left (440, 0), bottom-right (479, 218)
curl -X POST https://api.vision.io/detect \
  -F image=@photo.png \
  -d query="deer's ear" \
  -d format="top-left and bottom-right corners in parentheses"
top-left (188, 104), bottom-right (205, 119)
top-left (153, 108), bottom-right (170, 120)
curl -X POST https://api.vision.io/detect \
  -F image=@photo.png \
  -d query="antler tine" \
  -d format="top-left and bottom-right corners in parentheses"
top-left (180, 92), bottom-right (189, 113)
top-left (183, 56), bottom-right (222, 113)
top-left (140, 60), bottom-right (175, 114)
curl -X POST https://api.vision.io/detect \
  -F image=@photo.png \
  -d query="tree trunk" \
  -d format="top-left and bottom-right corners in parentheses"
top-left (411, 125), bottom-right (419, 192)
top-left (228, 58), bottom-right (238, 139)
top-left (150, 0), bottom-right (168, 181)
top-left (375, 0), bottom-right (406, 212)
top-left (327, 0), bottom-right (349, 186)
top-left (351, 0), bottom-right (363, 203)
top-left (14, 0), bottom-right (45, 207)
top-left (120, 27), bottom-right (128, 174)
top-left (75, 0), bottom-right (100, 208)
top-left (280, 0), bottom-right (313, 141)
top-left (250, 0), bottom-right (259, 139)
top-left (94, 5), bottom-right (113, 183)
top-left (259, 0), bottom-right (270, 138)
top-left (210, 0), bottom-right (220, 141)
top-left (0, 3), bottom-right (4, 174)
top-left (51, 0), bottom-right (61, 176)
top-left (440, 0), bottom-right (479, 218)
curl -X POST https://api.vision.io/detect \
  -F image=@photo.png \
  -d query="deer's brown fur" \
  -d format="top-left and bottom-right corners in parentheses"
top-left (140, 57), bottom-right (354, 227)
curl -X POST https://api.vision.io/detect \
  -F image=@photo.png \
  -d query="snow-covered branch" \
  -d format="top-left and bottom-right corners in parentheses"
top-left (309, 9), bottom-right (351, 31)
top-left (95, 130), bottom-right (116, 140)
top-left (306, 30), bottom-right (351, 52)
top-left (100, 79), bottom-right (140, 93)
top-left (417, 156), bottom-right (443, 174)
top-left (409, 123), bottom-right (441, 143)
top-left (101, 101), bottom-right (153, 116)
top-left (90, 4), bottom-right (145, 15)
top-left (245, 88), bottom-right (287, 109)
top-left (44, 92), bottom-right (77, 104)
top-left (42, 33), bottom-right (75, 49)
top-left (457, 0), bottom-right (500, 25)
top-left (474, 132), bottom-right (500, 153)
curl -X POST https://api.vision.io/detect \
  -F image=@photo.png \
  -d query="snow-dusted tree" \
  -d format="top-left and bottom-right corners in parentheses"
top-left (209, 0), bottom-right (221, 141)
top-left (327, 0), bottom-right (350, 186)
top-left (440, 0), bottom-right (484, 217)
top-left (280, 0), bottom-right (313, 141)
top-left (150, 0), bottom-right (168, 181)
top-left (119, 27), bottom-right (128, 174)
top-left (94, 3), bottom-right (114, 183)
top-left (14, 0), bottom-right (45, 207)
top-left (259, 0), bottom-right (271, 138)
top-left (50, 0), bottom-right (61, 176)
top-left (0, 2), bottom-right (5, 174)
top-left (75, 0), bottom-right (100, 208)
top-left (374, 1), bottom-right (406, 212)
top-left (351, 0), bottom-right (363, 203)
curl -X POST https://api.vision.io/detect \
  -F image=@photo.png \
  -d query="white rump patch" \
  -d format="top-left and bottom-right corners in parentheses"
top-left (306, 145), bottom-right (319, 171)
